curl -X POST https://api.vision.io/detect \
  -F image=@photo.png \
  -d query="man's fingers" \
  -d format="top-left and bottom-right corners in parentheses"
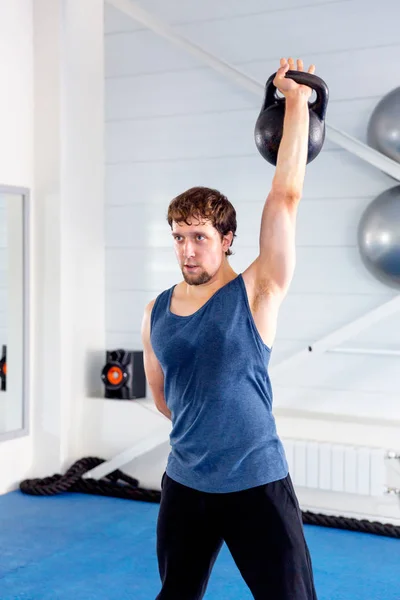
top-left (277, 57), bottom-right (316, 81)
top-left (280, 57), bottom-right (316, 74)
top-left (277, 58), bottom-right (289, 78)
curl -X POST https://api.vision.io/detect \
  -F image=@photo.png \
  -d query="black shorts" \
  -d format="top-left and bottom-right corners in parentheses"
top-left (155, 472), bottom-right (318, 600)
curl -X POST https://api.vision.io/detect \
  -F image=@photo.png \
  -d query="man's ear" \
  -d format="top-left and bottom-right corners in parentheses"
top-left (222, 231), bottom-right (233, 252)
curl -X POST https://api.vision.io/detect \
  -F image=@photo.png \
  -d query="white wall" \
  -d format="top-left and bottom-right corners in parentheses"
top-left (0, 201), bottom-right (7, 351)
top-left (0, 0), bottom-right (34, 490)
top-left (103, 0), bottom-right (400, 513)
top-left (0, 199), bottom-right (7, 432)
top-left (32, 0), bottom-right (106, 477)
top-left (3, 194), bottom-right (24, 433)
top-left (0, 0), bottom-right (107, 494)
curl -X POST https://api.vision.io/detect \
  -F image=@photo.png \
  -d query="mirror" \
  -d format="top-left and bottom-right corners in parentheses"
top-left (0, 186), bottom-right (29, 440)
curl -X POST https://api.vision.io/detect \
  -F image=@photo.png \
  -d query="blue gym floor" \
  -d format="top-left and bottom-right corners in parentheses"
top-left (0, 491), bottom-right (399, 599)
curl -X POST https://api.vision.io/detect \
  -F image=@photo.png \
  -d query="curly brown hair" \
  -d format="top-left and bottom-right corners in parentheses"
top-left (167, 186), bottom-right (237, 256)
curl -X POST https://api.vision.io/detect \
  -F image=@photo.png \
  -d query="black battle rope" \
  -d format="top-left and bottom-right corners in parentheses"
top-left (19, 457), bottom-right (400, 539)
top-left (19, 457), bottom-right (161, 504)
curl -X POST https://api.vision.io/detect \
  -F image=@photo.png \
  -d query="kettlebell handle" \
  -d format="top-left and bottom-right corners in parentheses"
top-left (263, 70), bottom-right (329, 121)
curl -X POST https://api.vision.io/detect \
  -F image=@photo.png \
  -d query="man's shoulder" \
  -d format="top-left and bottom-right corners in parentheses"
top-left (144, 281), bottom-right (180, 314)
top-left (145, 298), bottom-right (157, 314)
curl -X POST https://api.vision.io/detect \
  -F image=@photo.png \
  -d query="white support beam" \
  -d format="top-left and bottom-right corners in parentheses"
top-left (329, 347), bottom-right (400, 357)
top-left (82, 427), bottom-right (169, 480)
top-left (107, 0), bottom-right (400, 181)
top-left (326, 125), bottom-right (400, 181)
top-left (270, 295), bottom-right (400, 377)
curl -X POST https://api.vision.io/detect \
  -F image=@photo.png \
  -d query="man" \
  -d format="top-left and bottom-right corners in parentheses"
top-left (141, 57), bottom-right (318, 599)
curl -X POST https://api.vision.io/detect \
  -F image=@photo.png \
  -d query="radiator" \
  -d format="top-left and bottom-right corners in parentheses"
top-left (282, 439), bottom-right (389, 497)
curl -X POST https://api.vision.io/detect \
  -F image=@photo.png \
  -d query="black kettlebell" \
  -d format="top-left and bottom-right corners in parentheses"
top-left (254, 70), bottom-right (329, 165)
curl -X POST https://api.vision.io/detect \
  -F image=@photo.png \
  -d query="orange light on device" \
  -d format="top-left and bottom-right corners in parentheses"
top-left (106, 366), bottom-right (123, 386)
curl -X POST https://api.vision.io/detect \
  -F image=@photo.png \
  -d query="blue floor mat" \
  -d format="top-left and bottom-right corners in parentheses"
top-left (0, 491), bottom-right (399, 599)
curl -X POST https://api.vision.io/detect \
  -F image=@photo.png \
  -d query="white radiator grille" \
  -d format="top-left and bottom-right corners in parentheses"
top-left (282, 440), bottom-right (387, 497)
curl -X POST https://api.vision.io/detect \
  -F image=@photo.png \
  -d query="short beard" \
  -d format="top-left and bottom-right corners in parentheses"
top-left (182, 268), bottom-right (212, 286)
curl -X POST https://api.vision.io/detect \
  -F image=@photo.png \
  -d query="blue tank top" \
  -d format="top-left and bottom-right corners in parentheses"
top-left (150, 274), bottom-right (288, 493)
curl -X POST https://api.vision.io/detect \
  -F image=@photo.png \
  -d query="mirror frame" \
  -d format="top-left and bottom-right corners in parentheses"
top-left (0, 185), bottom-right (30, 441)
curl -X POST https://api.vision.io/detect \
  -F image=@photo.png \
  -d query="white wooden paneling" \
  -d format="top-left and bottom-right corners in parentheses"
top-left (105, 261), bottom-right (392, 339)
top-left (268, 339), bottom-right (305, 364)
top-left (293, 441), bottom-right (307, 486)
top-left (106, 289), bottom-right (159, 333)
top-left (0, 208), bottom-right (6, 245)
top-left (106, 151), bottom-right (393, 205)
top-left (370, 450), bottom-right (386, 497)
top-left (106, 329), bottom-right (143, 351)
top-left (105, 70), bottom-right (255, 120)
top-left (319, 98), bottom-right (384, 148)
top-left (0, 312), bottom-right (7, 329)
top-left (105, 245), bottom-right (394, 296)
top-left (318, 443), bottom-right (332, 490)
top-left (106, 0), bottom-right (348, 31)
top-left (232, 246), bottom-right (397, 295)
top-left (356, 448), bottom-right (371, 495)
top-left (273, 386), bottom-right (400, 420)
top-left (344, 448), bottom-right (357, 493)
top-left (306, 441), bottom-right (319, 488)
top-left (105, 1), bottom-right (399, 68)
top-left (0, 251), bottom-right (7, 270)
top-left (106, 110), bottom-right (258, 163)
top-left (277, 293), bottom-right (395, 342)
top-left (177, 0), bottom-right (399, 64)
top-left (331, 446), bottom-right (345, 492)
top-left (106, 155), bottom-right (274, 203)
top-left (105, 196), bottom-right (375, 249)
top-left (105, 29), bottom-right (201, 78)
top-left (273, 351), bottom-right (400, 394)
top-left (291, 247), bottom-right (397, 295)
top-left (106, 96), bottom-right (381, 155)
top-left (106, 204), bottom-right (172, 248)
top-left (0, 273), bottom-right (7, 292)
top-left (243, 44), bottom-right (400, 103)
top-left (106, 43), bottom-right (400, 110)
top-left (104, 3), bottom-right (142, 34)
top-left (0, 290), bottom-right (7, 308)
top-left (106, 249), bottom-right (180, 293)
top-left (263, 197), bottom-right (371, 248)
top-left (340, 313), bottom-right (400, 348)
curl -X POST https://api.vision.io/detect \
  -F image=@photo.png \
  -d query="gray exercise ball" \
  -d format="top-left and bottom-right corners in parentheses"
top-left (358, 185), bottom-right (400, 289)
top-left (367, 87), bottom-right (400, 163)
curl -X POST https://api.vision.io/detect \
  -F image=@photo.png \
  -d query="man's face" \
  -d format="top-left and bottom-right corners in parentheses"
top-left (171, 218), bottom-right (230, 286)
